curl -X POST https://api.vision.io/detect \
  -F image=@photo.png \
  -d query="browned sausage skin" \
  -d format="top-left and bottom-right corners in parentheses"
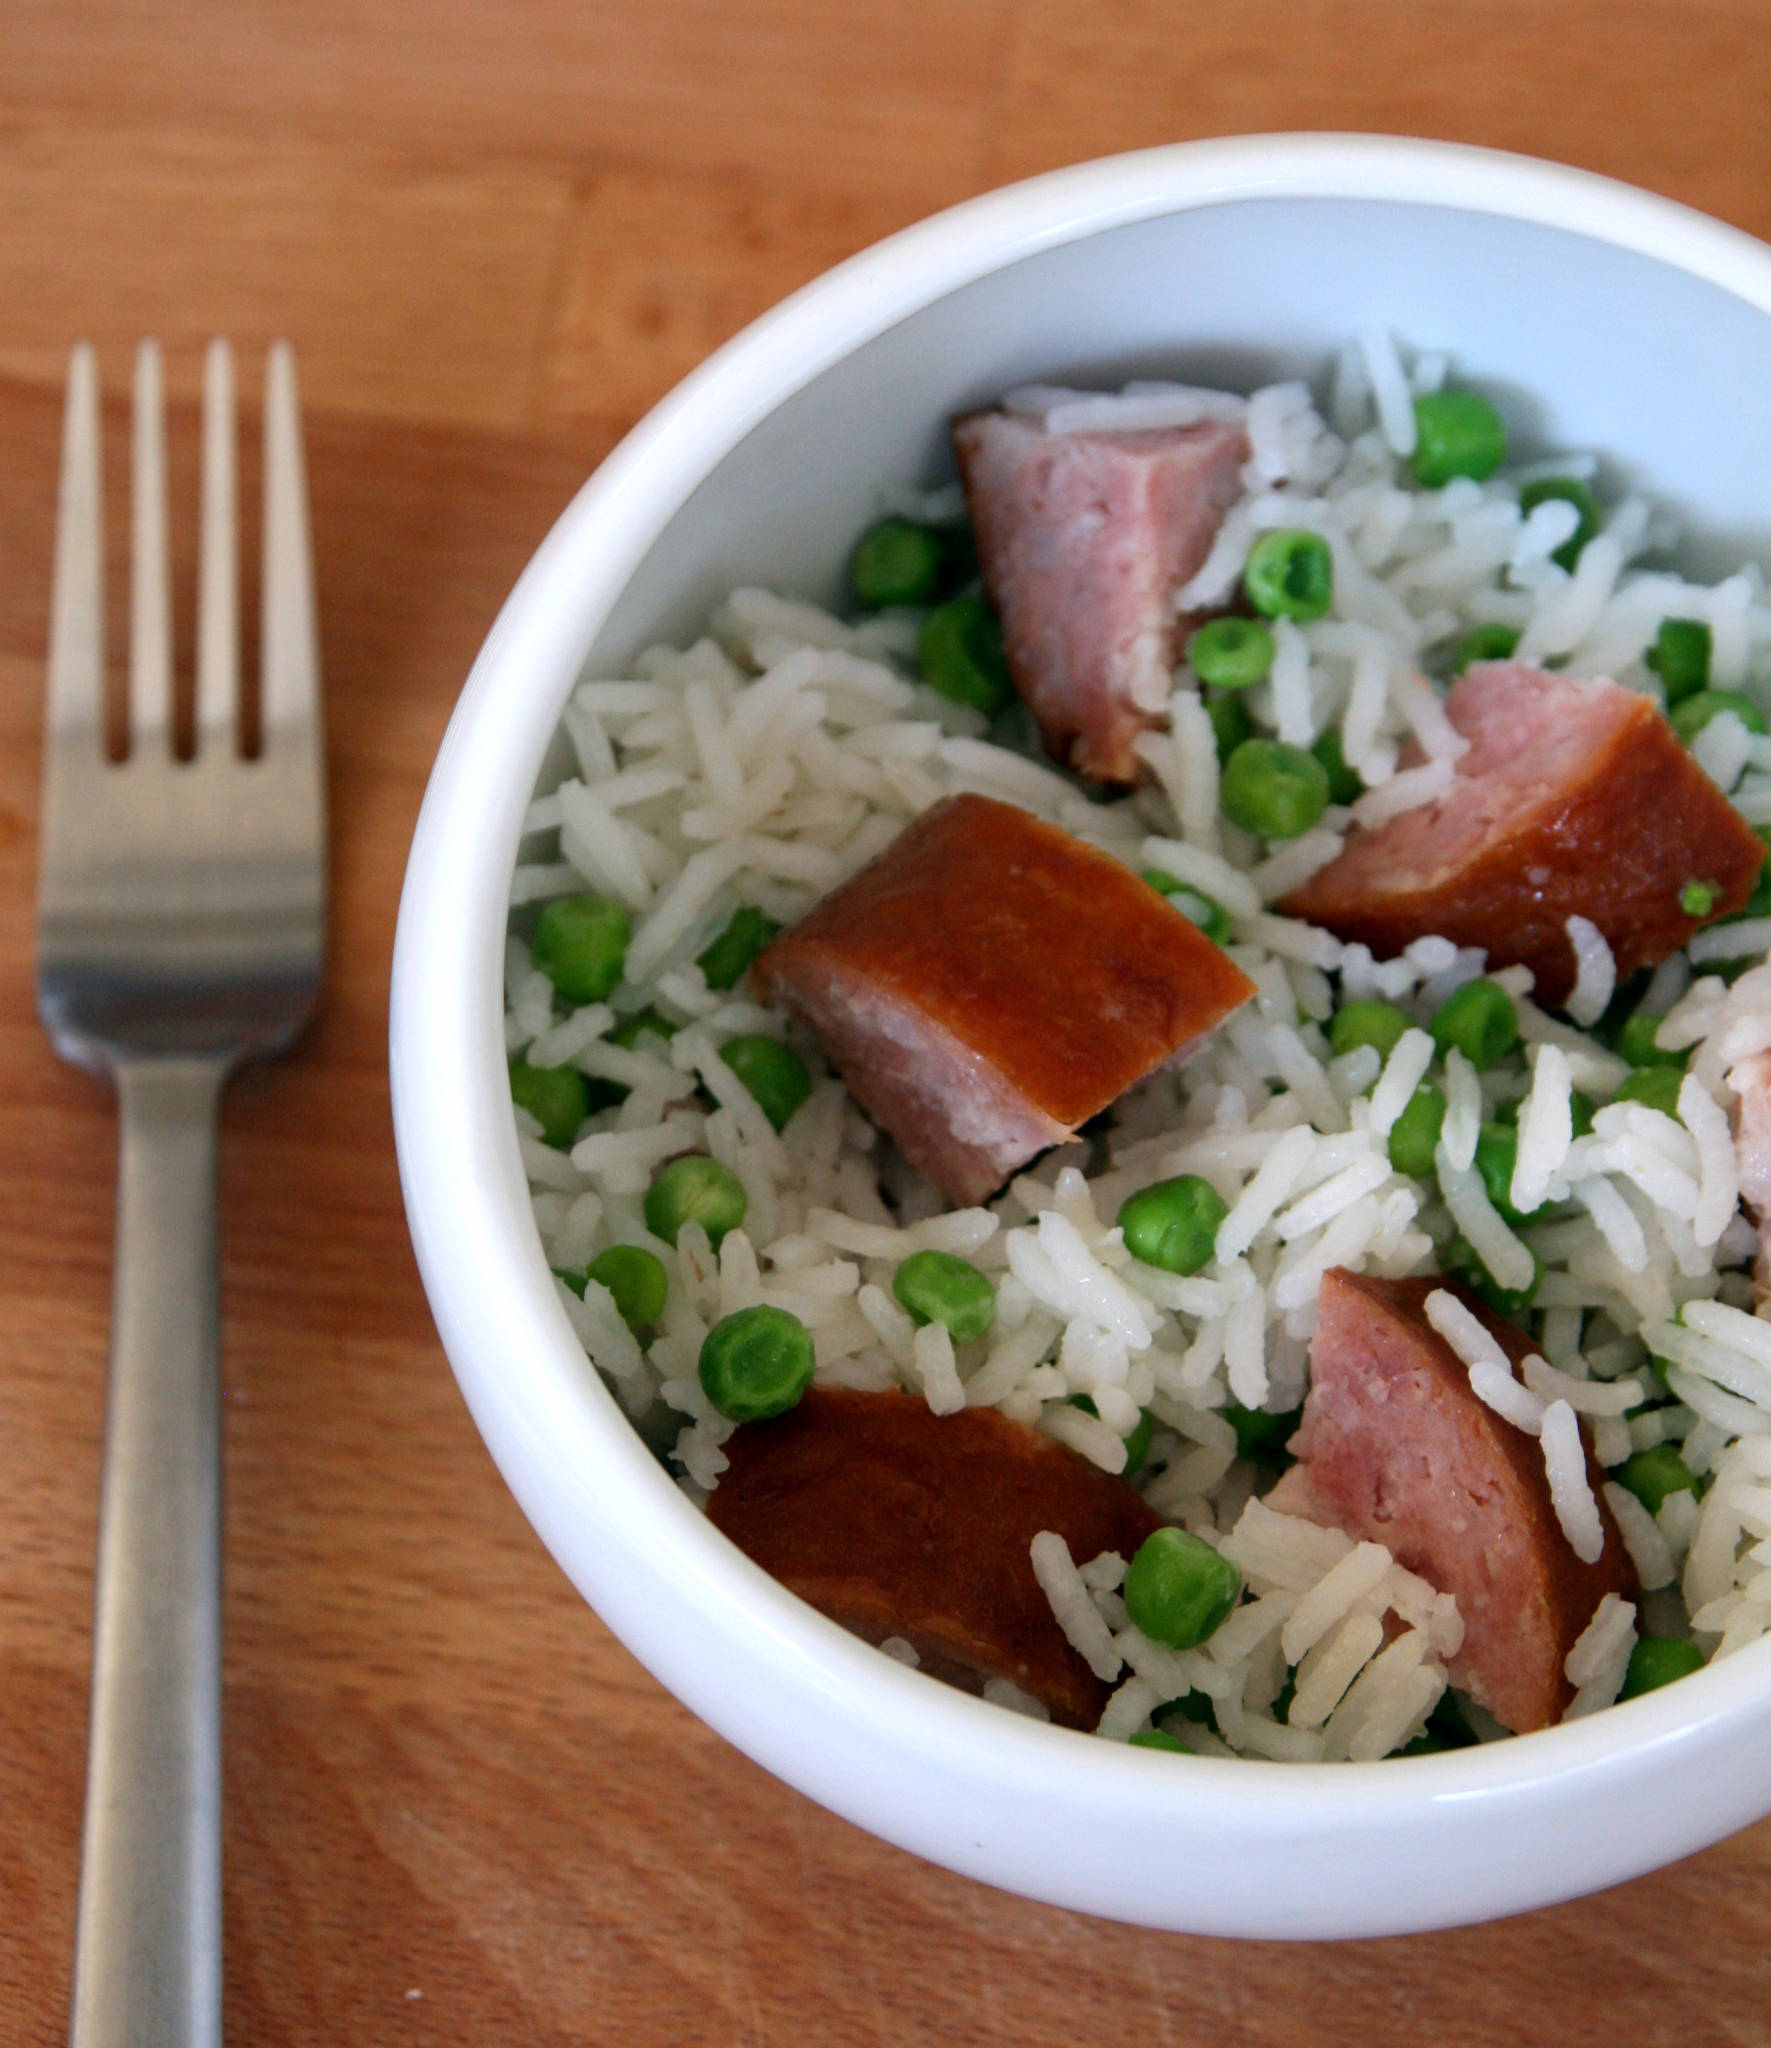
top-left (705, 1387), bottom-right (1162, 1728)
top-left (753, 793), bottom-right (1255, 1206)
top-left (1268, 1269), bottom-right (1637, 1734)
top-left (953, 410), bottom-right (1247, 785)
top-left (1280, 661), bottom-right (1765, 1007)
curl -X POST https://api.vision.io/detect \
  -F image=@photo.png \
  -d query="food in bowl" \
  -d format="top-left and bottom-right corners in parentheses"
top-left (504, 329), bottom-right (1771, 1764)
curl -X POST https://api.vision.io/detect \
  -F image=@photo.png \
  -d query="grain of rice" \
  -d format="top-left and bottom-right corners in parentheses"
top-left (1542, 1400), bottom-right (1606, 1563)
top-left (1602, 1481), bottom-right (1676, 1590)
top-left (1368, 1028), bottom-right (1435, 1141)
top-left (1437, 1148), bottom-right (1535, 1292)
top-left (1358, 327), bottom-right (1416, 456)
top-left (1351, 756), bottom-right (1455, 828)
top-left (1563, 916), bottom-right (1616, 1029)
top-left (1424, 1288), bottom-right (1509, 1372)
top-left (1440, 1048), bottom-right (1482, 1172)
top-left (911, 1319), bottom-right (965, 1417)
top-left (1512, 1044), bottom-right (1574, 1214)
top-left (1520, 1353), bottom-right (1645, 1416)
top-left (1281, 1541), bottom-right (1394, 1662)
top-left (1571, 1174), bottom-right (1650, 1271)
top-left (1469, 1360), bottom-right (1547, 1434)
top-left (1288, 1609), bottom-right (1387, 1729)
top-left (1139, 836), bottom-right (1263, 917)
top-left (1563, 1593), bottom-right (1638, 1717)
top-left (1097, 1674), bottom-right (1164, 1740)
top-left (1030, 1532), bottom-right (1122, 1682)
top-left (1214, 1126), bottom-right (1319, 1261)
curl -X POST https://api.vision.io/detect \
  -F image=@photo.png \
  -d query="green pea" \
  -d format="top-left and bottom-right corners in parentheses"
top-left (1067, 1394), bottom-right (1154, 1475)
top-left (1243, 528), bottom-right (1335, 622)
top-left (1452, 622), bottom-right (1522, 673)
top-left (1473, 1122), bottom-right (1545, 1228)
top-left (919, 590), bottom-right (1012, 712)
top-left (1329, 999), bottom-right (1412, 1060)
top-left (1410, 390), bottom-right (1508, 487)
top-left (1443, 1237), bottom-right (1543, 1318)
top-left (1311, 726), bottom-right (1364, 804)
top-left (1143, 870), bottom-right (1234, 945)
top-left (1387, 1082), bottom-right (1447, 1179)
top-left (509, 1059), bottom-right (591, 1148)
top-left (1224, 1402), bottom-right (1302, 1465)
top-left (1618, 1637), bottom-right (1706, 1701)
top-left (554, 1267), bottom-right (588, 1299)
top-left (697, 1303), bottom-right (815, 1423)
top-left (532, 893), bottom-right (631, 1005)
top-left (1123, 1527), bottom-right (1242, 1649)
top-left (697, 906), bottom-right (782, 992)
top-left (1680, 880), bottom-right (1719, 919)
top-left (1615, 1013), bottom-right (1685, 1069)
top-left (1518, 477), bottom-right (1602, 571)
top-left (1430, 979), bottom-right (1519, 1067)
top-left (585, 1245), bottom-right (669, 1332)
top-left (643, 1155), bottom-right (748, 1249)
top-left (1204, 689), bottom-right (1254, 761)
top-left (1187, 616), bottom-right (1275, 690)
top-left (1221, 738), bottom-right (1331, 840)
top-left (1670, 688), bottom-right (1768, 745)
top-left (720, 1034), bottom-right (812, 1133)
top-left (1645, 617), bottom-right (1712, 705)
top-left (892, 1249), bottom-right (996, 1343)
top-left (1615, 1066), bottom-right (1685, 1117)
top-left (1128, 1727), bottom-right (1188, 1753)
top-left (849, 517), bottom-right (948, 609)
top-left (1615, 1444), bottom-right (1698, 1514)
top-left (1117, 1175), bottom-right (1228, 1276)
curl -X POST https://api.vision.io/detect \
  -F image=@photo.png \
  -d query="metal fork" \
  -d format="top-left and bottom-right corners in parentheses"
top-left (37, 339), bottom-right (326, 2048)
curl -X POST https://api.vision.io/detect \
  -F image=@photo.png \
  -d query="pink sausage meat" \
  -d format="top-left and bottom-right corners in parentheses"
top-left (953, 410), bottom-right (1247, 785)
top-left (1280, 661), bottom-right (1765, 1008)
top-left (1271, 1269), bottom-right (1637, 1734)
top-left (753, 794), bottom-right (1255, 1206)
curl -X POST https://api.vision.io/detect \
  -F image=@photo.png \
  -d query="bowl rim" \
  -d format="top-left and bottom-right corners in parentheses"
top-left (391, 132), bottom-right (1771, 1934)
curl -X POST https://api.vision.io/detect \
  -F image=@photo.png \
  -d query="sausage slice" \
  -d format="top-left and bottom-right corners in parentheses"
top-left (706, 1387), bottom-right (1162, 1727)
top-left (1269, 1269), bottom-right (1637, 1734)
top-left (1279, 661), bottom-right (1765, 1007)
top-left (753, 793), bottom-right (1255, 1205)
top-left (953, 409), bottom-right (1247, 785)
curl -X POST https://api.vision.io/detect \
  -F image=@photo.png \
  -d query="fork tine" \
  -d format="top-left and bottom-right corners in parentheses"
top-left (129, 340), bottom-right (174, 753)
top-left (46, 342), bottom-right (105, 747)
top-left (194, 338), bottom-right (238, 752)
top-left (260, 341), bottom-right (319, 743)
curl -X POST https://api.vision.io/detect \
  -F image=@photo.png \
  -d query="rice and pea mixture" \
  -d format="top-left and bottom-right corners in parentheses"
top-left (507, 331), bottom-right (1771, 1762)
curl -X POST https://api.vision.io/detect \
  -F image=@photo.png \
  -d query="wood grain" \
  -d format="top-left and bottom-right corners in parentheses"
top-left (2, 4), bottom-right (1769, 2041)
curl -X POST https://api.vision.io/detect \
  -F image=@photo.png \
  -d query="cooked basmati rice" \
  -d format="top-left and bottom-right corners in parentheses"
top-left (508, 333), bottom-right (1771, 1761)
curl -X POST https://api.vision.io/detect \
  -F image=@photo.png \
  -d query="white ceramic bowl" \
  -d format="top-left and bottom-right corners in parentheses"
top-left (391, 134), bottom-right (1771, 1937)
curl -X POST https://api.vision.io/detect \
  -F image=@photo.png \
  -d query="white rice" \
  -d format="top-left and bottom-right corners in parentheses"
top-left (509, 335), bottom-right (1771, 1761)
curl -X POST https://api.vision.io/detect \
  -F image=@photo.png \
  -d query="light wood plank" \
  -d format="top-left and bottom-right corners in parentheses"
top-left (989, 0), bottom-right (1771, 239)
top-left (538, 164), bottom-right (937, 427)
top-left (0, 120), bottom-right (576, 429)
top-left (0, 0), bottom-right (1011, 206)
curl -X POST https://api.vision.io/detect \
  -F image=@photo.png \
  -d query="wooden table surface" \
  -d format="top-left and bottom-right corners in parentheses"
top-left (5, 5), bottom-right (1771, 2041)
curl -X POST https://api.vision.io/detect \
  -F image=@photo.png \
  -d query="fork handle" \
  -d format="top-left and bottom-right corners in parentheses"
top-left (71, 1057), bottom-right (228, 2048)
